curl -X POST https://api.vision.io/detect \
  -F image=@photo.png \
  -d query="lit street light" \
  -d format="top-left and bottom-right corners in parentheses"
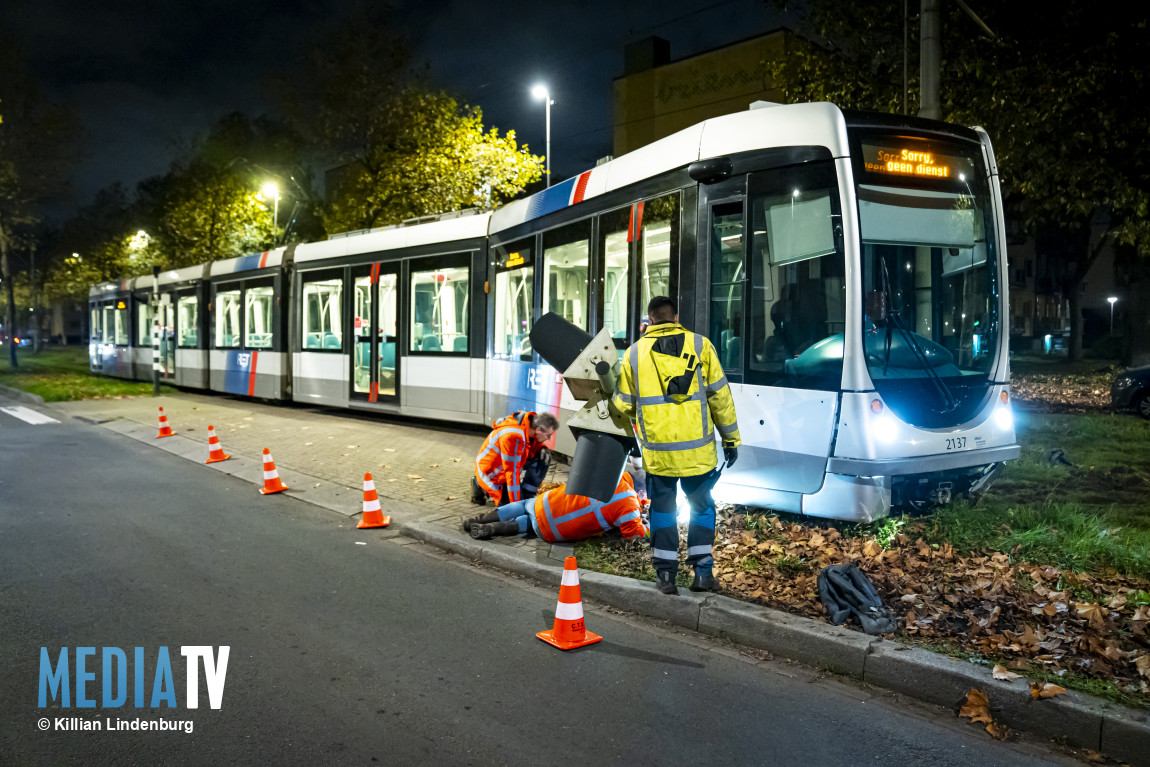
top-left (262, 182), bottom-right (280, 232)
top-left (1108, 296), bottom-right (1118, 334)
top-left (531, 84), bottom-right (553, 188)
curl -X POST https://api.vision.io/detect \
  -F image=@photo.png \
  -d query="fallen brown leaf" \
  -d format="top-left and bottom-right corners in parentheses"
top-left (430, 463), bottom-right (441, 468)
top-left (862, 540), bottom-right (882, 558)
top-left (1029, 682), bottom-right (1067, 699)
top-left (992, 665), bottom-right (1021, 681)
top-left (1136, 654), bottom-right (1150, 680)
top-left (959, 689), bottom-right (994, 724)
top-left (445, 496), bottom-right (456, 501)
top-left (407, 474), bottom-right (422, 480)
top-left (383, 448), bottom-right (396, 452)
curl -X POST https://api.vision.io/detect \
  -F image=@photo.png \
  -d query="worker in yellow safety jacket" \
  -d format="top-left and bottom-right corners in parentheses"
top-left (612, 295), bottom-right (740, 595)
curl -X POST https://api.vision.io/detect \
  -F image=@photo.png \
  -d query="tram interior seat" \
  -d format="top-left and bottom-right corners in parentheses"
top-left (247, 333), bottom-right (271, 348)
top-left (380, 341), bottom-right (395, 369)
top-left (305, 333), bottom-right (321, 349)
top-left (725, 336), bottom-right (743, 370)
top-left (421, 336), bottom-right (441, 352)
top-left (453, 336), bottom-right (468, 352)
top-left (181, 331), bottom-right (197, 347)
top-left (323, 332), bottom-right (341, 349)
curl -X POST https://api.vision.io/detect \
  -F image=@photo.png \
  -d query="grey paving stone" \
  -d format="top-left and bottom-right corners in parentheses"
top-left (1101, 709), bottom-right (1150, 766)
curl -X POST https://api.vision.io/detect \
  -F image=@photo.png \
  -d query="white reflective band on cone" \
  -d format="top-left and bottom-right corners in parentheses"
top-left (554, 601), bottom-right (584, 621)
top-left (364, 481), bottom-right (376, 492)
top-left (263, 470), bottom-right (277, 479)
top-left (561, 570), bottom-right (580, 587)
top-left (363, 499), bottom-right (381, 512)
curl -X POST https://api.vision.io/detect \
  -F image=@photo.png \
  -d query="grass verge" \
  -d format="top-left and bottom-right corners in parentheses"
top-left (0, 346), bottom-right (174, 401)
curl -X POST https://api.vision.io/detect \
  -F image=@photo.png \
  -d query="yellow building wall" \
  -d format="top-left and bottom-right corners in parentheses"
top-left (613, 31), bottom-right (792, 156)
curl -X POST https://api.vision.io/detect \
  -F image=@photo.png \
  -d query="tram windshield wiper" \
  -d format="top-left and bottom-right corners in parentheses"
top-left (878, 256), bottom-right (957, 413)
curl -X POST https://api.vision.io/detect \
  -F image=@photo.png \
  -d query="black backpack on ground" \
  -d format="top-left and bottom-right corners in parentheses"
top-left (816, 563), bottom-right (897, 636)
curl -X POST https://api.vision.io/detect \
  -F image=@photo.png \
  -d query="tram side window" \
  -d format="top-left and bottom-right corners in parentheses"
top-left (542, 221), bottom-right (591, 331)
top-left (245, 285), bottom-right (274, 349)
top-left (410, 263), bottom-right (469, 354)
top-left (599, 207), bottom-right (631, 346)
top-left (215, 288), bottom-right (242, 348)
top-left (638, 192), bottom-right (680, 324)
top-left (137, 300), bottom-right (152, 346)
top-left (709, 202), bottom-right (745, 374)
top-left (102, 306), bottom-right (114, 344)
top-left (177, 295), bottom-right (199, 347)
top-left (493, 239), bottom-right (534, 360)
top-left (91, 307), bottom-right (102, 344)
top-left (301, 277), bottom-right (343, 351)
top-left (747, 162), bottom-right (845, 390)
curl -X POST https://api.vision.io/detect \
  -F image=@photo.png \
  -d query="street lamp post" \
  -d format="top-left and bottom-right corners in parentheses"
top-left (1108, 296), bottom-right (1118, 335)
top-left (262, 182), bottom-right (280, 235)
top-left (531, 84), bottom-right (553, 188)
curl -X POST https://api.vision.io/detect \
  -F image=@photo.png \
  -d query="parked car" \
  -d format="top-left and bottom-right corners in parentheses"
top-left (1111, 366), bottom-right (1150, 419)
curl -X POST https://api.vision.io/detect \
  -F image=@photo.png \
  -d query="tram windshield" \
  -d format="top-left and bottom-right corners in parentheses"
top-left (853, 133), bottom-right (1001, 427)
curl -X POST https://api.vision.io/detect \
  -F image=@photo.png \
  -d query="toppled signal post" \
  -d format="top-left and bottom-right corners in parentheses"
top-left (530, 313), bottom-right (636, 502)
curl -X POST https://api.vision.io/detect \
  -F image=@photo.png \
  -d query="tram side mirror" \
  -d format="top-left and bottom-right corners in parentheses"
top-left (530, 312), bottom-right (637, 502)
top-left (866, 290), bottom-right (887, 323)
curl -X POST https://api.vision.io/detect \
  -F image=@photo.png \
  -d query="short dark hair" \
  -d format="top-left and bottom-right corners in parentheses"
top-left (647, 295), bottom-right (677, 321)
top-left (532, 412), bottom-right (559, 432)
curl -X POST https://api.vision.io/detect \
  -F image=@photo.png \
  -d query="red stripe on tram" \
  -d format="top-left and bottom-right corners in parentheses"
top-left (258, 250), bottom-right (269, 269)
top-left (572, 171), bottom-right (592, 204)
top-left (247, 350), bottom-right (259, 396)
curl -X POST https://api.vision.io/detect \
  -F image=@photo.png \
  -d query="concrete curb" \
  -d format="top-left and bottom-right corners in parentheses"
top-left (400, 519), bottom-right (1150, 765)
top-left (0, 383), bottom-right (46, 405)
top-left (83, 413), bottom-right (1150, 765)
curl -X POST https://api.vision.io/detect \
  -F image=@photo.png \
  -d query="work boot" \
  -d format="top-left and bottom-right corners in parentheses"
top-left (470, 521), bottom-right (520, 540)
top-left (463, 510), bottom-right (500, 533)
top-left (470, 478), bottom-right (487, 506)
top-left (655, 571), bottom-right (679, 595)
top-left (690, 570), bottom-right (719, 592)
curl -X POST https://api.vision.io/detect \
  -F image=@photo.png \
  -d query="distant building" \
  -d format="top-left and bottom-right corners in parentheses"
top-left (612, 31), bottom-right (793, 157)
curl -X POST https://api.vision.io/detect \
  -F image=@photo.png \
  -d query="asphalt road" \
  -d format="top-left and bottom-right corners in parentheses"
top-left (0, 396), bottom-right (1077, 766)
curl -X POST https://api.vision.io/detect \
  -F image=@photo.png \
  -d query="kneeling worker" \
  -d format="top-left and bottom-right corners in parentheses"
top-left (472, 410), bottom-right (559, 506)
top-left (465, 472), bottom-right (647, 542)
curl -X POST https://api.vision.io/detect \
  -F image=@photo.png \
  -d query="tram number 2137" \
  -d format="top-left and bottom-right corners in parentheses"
top-left (945, 437), bottom-right (968, 451)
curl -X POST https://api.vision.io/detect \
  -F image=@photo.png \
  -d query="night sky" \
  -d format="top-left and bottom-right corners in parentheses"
top-left (2, 0), bottom-right (788, 214)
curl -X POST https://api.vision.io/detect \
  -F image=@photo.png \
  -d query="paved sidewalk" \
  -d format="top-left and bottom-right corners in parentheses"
top-left (54, 392), bottom-right (572, 560)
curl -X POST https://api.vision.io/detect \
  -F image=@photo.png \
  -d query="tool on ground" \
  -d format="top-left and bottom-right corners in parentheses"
top-left (816, 563), bottom-right (897, 635)
top-left (155, 406), bottom-right (175, 438)
top-left (204, 425), bottom-right (230, 463)
top-left (357, 472), bottom-right (391, 528)
top-left (537, 556), bottom-right (602, 650)
top-left (530, 312), bottom-right (635, 502)
top-left (259, 448), bottom-right (289, 495)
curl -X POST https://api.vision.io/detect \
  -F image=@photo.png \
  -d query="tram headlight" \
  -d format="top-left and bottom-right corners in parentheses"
top-left (874, 414), bottom-right (899, 443)
top-left (994, 404), bottom-right (1013, 430)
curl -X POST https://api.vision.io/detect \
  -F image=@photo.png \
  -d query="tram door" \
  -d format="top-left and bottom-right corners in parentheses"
top-left (350, 263), bottom-right (400, 404)
top-left (158, 294), bottom-right (176, 378)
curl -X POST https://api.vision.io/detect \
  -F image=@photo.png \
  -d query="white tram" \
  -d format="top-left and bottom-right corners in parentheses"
top-left (91, 102), bottom-right (1019, 521)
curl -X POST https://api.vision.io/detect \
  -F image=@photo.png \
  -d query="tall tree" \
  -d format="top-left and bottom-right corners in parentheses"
top-left (280, 5), bottom-right (543, 233)
top-left (0, 39), bottom-right (77, 366)
top-left (766, 1), bottom-right (1150, 360)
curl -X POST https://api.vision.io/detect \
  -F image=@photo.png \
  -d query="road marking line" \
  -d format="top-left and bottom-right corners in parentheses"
top-left (0, 406), bottom-right (60, 425)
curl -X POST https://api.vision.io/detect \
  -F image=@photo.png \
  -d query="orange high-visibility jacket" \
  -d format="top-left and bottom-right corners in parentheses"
top-left (475, 411), bottom-right (536, 504)
top-left (532, 473), bottom-right (647, 543)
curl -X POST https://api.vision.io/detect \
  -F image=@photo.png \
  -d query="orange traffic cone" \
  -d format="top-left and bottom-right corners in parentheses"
top-left (259, 448), bottom-right (289, 494)
top-left (537, 556), bottom-right (602, 650)
top-left (155, 407), bottom-right (175, 438)
top-left (357, 472), bottom-right (391, 529)
top-left (204, 425), bottom-right (230, 464)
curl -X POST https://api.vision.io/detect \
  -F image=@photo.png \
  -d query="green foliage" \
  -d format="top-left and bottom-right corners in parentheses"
top-left (0, 346), bottom-right (175, 401)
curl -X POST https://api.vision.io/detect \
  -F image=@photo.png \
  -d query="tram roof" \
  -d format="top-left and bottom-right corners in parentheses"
top-left (210, 247), bottom-right (288, 279)
top-left (489, 101), bottom-right (850, 236)
top-left (294, 211), bottom-right (492, 265)
top-left (157, 264), bottom-right (210, 288)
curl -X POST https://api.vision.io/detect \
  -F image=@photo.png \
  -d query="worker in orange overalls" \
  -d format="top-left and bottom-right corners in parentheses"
top-left (464, 472), bottom-right (648, 542)
top-left (472, 411), bottom-right (559, 506)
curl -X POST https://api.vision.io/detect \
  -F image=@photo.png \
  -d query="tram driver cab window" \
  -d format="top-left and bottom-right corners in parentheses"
top-left (747, 162), bottom-right (846, 391)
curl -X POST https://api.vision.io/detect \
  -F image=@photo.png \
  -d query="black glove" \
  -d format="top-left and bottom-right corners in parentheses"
top-left (723, 446), bottom-right (738, 468)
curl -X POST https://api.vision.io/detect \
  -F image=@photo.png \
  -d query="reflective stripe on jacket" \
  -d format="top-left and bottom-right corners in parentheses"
top-left (475, 411), bottom-right (534, 503)
top-left (612, 323), bottom-right (740, 476)
top-left (532, 473), bottom-right (647, 543)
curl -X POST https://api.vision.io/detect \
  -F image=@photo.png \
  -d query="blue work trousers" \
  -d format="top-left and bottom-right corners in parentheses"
top-left (646, 470), bottom-right (720, 577)
top-left (495, 498), bottom-right (534, 535)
